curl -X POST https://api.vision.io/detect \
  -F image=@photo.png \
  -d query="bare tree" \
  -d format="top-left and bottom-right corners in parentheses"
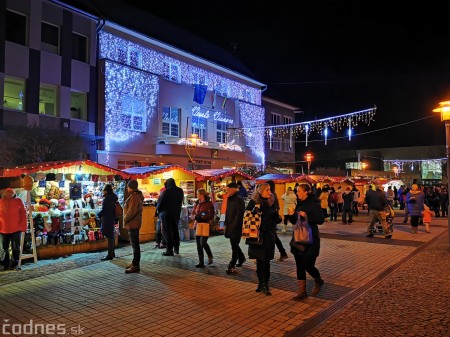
top-left (0, 123), bottom-right (87, 166)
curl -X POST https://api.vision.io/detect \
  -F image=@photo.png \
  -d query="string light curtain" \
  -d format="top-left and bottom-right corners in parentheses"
top-left (230, 106), bottom-right (377, 146)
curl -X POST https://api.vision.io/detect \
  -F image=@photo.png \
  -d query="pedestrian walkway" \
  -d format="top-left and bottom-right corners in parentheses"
top-left (0, 210), bottom-right (448, 336)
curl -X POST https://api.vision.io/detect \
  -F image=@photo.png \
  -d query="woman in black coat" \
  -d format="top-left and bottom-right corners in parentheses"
top-left (98, 184), bottom-right (118, 260)
top-left (289, 183), bottom-right (325, 300)
top-left (246, 183), bottom-right (279, 296)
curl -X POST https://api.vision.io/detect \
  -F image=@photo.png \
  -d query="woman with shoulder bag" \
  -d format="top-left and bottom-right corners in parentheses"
top-left (98, 184), bottom-right (118, 261)
top-left (246, 183), bottom-right (279, 296)
top-left (190, 188), bottom-right (215, 268)
top-left (288, 183), bottom-right (325, 300)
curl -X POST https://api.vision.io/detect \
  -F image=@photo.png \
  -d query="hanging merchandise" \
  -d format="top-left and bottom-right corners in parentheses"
top-left (38, 180), bottom-right (46, 187)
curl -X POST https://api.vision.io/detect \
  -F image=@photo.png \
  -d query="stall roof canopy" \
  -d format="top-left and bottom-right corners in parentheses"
top-left (192, 168), bottom-right (254, 181)
top-left (255, 173), bottom-right (313, 184)
top-left (0, 160), bottom-right (130, 178)
top-left (122, 165), bottom-right (201, 179)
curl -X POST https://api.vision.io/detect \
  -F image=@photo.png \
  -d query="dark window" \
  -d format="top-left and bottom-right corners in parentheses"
top-left (6, 10), bottom-right (26, 45)
top-left (72, 33), bottom-right (87, 63)
top-left (41, 22), bottom-right (59, 54)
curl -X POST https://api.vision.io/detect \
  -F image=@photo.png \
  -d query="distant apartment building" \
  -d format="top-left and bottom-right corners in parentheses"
top-left (0, 0), bottom-right (98, 164)
top-left (262, 97), bottom-right (297, 174)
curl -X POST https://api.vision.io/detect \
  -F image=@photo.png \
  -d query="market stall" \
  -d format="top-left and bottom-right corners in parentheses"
top-left (193, 168), bottom-right (254, 202)
top-left (0, 160), bottom-right (130, 259)
top-left (122, 165), bottom-right (201, 242)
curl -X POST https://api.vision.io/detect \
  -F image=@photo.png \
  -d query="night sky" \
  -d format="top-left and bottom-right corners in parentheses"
top-left (60, 0), bottom-right (450, 155)
top-left (122, 1), bottom-right (450, 151)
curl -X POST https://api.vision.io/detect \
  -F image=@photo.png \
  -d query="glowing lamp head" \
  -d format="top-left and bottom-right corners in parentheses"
top-left (433, 101), bottom-right (450, 121)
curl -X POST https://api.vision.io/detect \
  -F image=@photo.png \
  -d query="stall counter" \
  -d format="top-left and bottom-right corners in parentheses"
top-left (119, 206), bottom-right (156, 243)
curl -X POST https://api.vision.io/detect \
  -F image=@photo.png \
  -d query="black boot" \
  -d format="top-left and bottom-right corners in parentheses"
top-left (102, 237), bottom-right (115, 260)
top-left (261, 281), bottom-right (272, 296)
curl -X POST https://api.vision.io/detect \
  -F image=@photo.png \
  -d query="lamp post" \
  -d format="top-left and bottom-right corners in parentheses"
top-left (305, 152), bottom-right (314, 174)
top-left (433, 101), bottom-right (450, 246)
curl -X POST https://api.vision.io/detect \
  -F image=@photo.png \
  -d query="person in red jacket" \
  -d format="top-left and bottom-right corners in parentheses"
top-left (0, 188), bottom-right (27, 271)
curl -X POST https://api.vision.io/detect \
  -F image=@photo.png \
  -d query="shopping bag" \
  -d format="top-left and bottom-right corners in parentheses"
top-left (292, 218), bottom-right (313, 245)
top-left (195, 222), bottom-right (210, 237)
top-left (242, 204), bottom-right (261, 239)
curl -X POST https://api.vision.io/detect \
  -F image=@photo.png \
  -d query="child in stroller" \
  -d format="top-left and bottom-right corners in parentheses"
top-left (370, 205), bottom-right (394, 235)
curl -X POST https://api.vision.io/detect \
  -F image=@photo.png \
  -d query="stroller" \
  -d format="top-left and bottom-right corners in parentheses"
top-left (370, 205), bottom-right (394, 235)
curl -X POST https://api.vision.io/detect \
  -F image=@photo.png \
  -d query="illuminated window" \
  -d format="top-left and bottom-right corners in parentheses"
top-left (121, 95), bottom-right (146, 132)
top-left (193, 72), bottom-right (206, 85)
top-left (192, 115), bottom-right (207, 140)
top-left (41, 22), bottom-right (60, 54)
top-left (216, 121), bottom-right (227, 143)
top-left (72, 33), bottom-right (88, 63)
top-left (128, 47), bottom-right (141, 68)
top-left (6, 10), bottom-right (26, 45)
top-left (162, 106), bottom-right (180, 136)
top-left (216, 80), bottom-right (229, 97)
top-left (39, 84), bottom-right (57, 116)
top-left (3, 77), bottom-right (25, 111)
top-left (162, 62), bottom-right (180, 83)
top-left (70, 91), bottom-right (87, 120)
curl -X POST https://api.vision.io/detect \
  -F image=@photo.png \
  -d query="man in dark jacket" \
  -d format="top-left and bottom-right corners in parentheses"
top-left (157, 178), bottom-right (184, 256)
top-left (366, 184), bottom-right (391, 239)
top-left (224, 182), bottom-right (246, 275)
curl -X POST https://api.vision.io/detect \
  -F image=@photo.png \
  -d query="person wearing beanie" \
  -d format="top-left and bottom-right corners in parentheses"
top-left (224, 181), bottom-right (246, 275)
top-left (123, 180), bottom-right (144, 273)
top-left (246, 183), bottom-right (278, 296)
top-left (406, 184), bottom-right (424, 234)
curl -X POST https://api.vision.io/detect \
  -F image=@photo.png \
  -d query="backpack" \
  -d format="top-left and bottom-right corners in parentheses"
top-left (329, 192), bottom-right (338, 204)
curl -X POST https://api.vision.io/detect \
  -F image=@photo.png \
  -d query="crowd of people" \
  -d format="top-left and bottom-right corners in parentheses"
top-left (1, 178), bottom-right (445, 301)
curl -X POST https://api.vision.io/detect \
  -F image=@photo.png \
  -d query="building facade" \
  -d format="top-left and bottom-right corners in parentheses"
top-left (262, 97), bottom-right (297, 173)
top-left (0, 0), bottom-right (99, 164)
top-left (95, 22), bottom-right (266, 170)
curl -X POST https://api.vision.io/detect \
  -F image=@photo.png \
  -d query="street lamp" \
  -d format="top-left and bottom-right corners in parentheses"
top-left (432, 101), bottom-right (450, 247)
top-left (361, 162), bottom-right (368, 171)
top-left (305, 152), bottom-right (314, 174)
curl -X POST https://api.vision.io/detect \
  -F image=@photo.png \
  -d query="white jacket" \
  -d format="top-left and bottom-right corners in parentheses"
top-left (281, 190), bottom-right (297, 214)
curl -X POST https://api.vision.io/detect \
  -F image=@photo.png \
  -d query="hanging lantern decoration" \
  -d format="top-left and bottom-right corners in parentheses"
top-left (305, 124), bottom-right (309, 147)
top-left (324, 126), bottom-right (328, 145)
top-left (348, 117), bottom-right (352, 141)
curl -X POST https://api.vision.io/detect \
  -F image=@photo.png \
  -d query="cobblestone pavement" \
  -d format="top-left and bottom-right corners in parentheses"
top-left (0, 210), bottom-right (448, 336)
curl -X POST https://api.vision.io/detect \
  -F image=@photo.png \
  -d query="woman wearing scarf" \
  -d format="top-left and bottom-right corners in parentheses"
top-left (246, 183), bottom-right (279, 296)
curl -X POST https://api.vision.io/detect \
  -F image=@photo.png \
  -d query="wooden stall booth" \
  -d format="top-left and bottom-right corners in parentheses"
top-left (121, 165), bottom-right (201, 243)
top-left (192, 168), bottom-right (254, 234)
top-left (0, 160), bottom-right (130, 259)
top-left (193, 168), bottom-right (254, 202)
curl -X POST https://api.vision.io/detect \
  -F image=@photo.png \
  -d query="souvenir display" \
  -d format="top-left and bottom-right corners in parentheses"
top-left (27, 173), bottom-right (125, 248)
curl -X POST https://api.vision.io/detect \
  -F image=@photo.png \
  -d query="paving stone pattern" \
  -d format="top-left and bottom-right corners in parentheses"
top-left (0, 210), bottom-right (448, 336)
